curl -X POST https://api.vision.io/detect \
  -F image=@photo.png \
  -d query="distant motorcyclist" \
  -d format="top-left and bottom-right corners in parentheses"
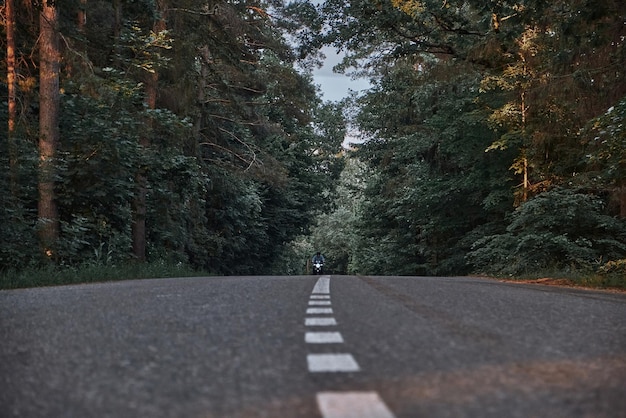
top-left (312, 251), bottom-right (325, 264)
top-left (312, 252), bottom-right (325, 274)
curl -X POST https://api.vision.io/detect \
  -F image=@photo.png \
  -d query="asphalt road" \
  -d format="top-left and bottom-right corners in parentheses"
top-left (1, 275), bottom-right (625, 418)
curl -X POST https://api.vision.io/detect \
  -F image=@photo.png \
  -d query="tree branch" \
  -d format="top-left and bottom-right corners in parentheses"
top-left (168, 5), bottom-right (219, 16)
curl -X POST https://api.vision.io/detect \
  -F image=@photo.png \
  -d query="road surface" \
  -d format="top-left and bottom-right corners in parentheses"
top-left (1, 275), bottom-right (625, 417)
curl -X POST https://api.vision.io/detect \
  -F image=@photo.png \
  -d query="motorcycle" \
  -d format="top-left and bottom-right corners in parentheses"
top-left (313, 261), bottom-right (324, 275)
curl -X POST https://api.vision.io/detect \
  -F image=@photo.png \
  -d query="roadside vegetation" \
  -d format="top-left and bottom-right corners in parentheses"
top-left (0, 261), bottom-right (212, 290)
top-left (2, 0), bottom-right (625, 291)
top-left (290, 0), bottom-right (626, 290)
top-left (1, 0), bottom-right (344, 283)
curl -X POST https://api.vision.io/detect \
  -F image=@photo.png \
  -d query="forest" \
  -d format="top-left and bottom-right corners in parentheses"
top-left (1, 0), bottom-right (625, 287)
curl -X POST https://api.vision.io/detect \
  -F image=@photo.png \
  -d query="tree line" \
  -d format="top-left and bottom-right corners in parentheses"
top-left (3, 0), bottom-right (626, 285)
top-left (1, 0), bottom-right (343, 276)
top-left (298, 0), bottom-right (626, 284)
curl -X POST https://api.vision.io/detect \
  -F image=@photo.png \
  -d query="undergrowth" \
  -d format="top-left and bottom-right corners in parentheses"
top-left (503, 267), bottom-right (626, 291)
top-left (0, 261), bottom-right (213, 290)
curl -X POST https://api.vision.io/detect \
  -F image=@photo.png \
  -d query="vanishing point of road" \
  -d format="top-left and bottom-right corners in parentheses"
top-left (1, 275), bottom-right (625, 417)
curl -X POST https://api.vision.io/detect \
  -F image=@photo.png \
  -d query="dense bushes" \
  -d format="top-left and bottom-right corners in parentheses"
top-left (1, 0), bottom-right (342, 278)
top-left (296, 0), bottom-right (626, 286)
top-left (468, 189), bottom-right (626, 276)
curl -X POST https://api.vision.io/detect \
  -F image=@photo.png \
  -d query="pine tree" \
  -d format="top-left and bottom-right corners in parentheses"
top-left (38, 0), bottom-right (61, 258)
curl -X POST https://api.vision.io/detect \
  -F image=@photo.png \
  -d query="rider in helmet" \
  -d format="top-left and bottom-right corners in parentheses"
top-left (312, 251), bottom-right (325, 264)
top-left (312, 252), bottom-right (325, 274)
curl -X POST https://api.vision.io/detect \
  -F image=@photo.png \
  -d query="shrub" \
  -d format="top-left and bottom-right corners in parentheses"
top-left (467, 188), bottom-right (626, 276)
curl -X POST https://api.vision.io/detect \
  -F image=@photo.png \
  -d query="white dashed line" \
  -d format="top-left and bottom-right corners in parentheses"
top-left (307, 276), bottom-right (397, 417)
top-left (309, 300), bottom-right (332, 306)
top-left (305, 331), bottom-right (344, 344)
top-left (307, 353), bottom-right (360, 372)
top-left (317, 392), bottom-right (396, 418)
top-left (305, 317), bottom-right (337, 326)
top-left (307, 307), bottom-right (333, 314)
top-left (312, 276), bottom-right (330, 294)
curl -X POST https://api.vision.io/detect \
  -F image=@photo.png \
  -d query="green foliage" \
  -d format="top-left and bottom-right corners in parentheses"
top-left (299, 0), bottom-right (626, 282)
top-left (0, 135), bottom-right (39, 268)
top-left (468, 188), bottom-right (626, 275)
top-left (346, 59), bottom-right (513, 275)
top-left (596, 259), bottom-right (626, 289)
top-left (5, 0), bottom-right (624, 285)
top-left (0, 261), bottom-right (211, 290)
top-left (55, 79), bottom-right (139, 264)
top-left (305, 157), bottom-right (368, 274)
top-left (582, 96), bottom-right (626, 187)
top-left (1, 0), bottom-right (342, 279)
top-left (269, 234), bottom-right (313, 276)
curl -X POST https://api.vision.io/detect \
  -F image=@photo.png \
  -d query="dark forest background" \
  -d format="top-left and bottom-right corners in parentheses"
top-left (2, 0), bottom-right (625, 287)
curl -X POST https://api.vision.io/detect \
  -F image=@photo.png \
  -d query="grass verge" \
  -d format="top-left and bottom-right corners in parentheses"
top-left (0, 261), bottom-right (213, 290)
top-left (496, 270), bottom-right (626, 292)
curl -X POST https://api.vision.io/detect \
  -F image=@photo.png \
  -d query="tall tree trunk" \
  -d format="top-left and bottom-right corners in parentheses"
top-left (520, 88), bottom-right (529, 203)
top-left (131, 6), bottom-right (166, 261)
top-left (131, 169), bottom-right (148, 261)
top-left (619, 183), bottom-right (626, 219)
top-left (132, 70), bottom-right (160, 261)
top-left (77, 0), bottom-right (87, 31)
top-left (113, 0), bottom-right (121, 53)
top-left (6, 0), bottom-right (18, 194)
top-left (7, 0), bottom-right (17, 133)
top-left (38, 0), bottom-right (61, 257)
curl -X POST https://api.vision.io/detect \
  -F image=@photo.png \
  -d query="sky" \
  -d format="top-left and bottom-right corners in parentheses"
top-left (308, 46), bottom-right (373, 147)
top-left (306, 0), bottom-right (371, 101)
top-left (312, 47), bottom-right (372, 102)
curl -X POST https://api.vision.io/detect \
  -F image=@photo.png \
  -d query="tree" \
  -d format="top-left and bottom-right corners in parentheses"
top-left (480, 0), bottom-right (626, 204)
top-left (346, 56), bottom-right (514, 275)
top-left (38, 0), bottom-right (61, 257)
top-left (467, 188), bottom-right (626, 275)
top-left (0, 0), bottom-right (344, 275)
top-left (5, 0), bottom-right (19, 197)
top-left (309, 156), bottom-right (368, 274)
top-left (296, 0), bottom-right (625, 278)
top-left (132, 0), bottom-right (169, 262)
top-left (77, 0), bottom-right (86, 32)
top-left (582, 97), bottom-right (626, 217)
top-left (6, 0), bottom-right (16, 135)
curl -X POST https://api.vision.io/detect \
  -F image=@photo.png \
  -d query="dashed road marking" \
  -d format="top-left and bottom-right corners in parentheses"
top-left (305, 331), bottom-right (344, 344)
top-left (305, 317), bottom-right (337, 326)
top-left (307, 353), bottom-right (360, 372)
top-left (307, 307), bottom-right (333, 314)
top-left (317, 392), bottom-right (396, 418)
top-left (309, 300), bottom-right (332, 306)
top-left (307, 276), bottom-right (397, 417)
top-left (312, 276), bottom-right (330, 294)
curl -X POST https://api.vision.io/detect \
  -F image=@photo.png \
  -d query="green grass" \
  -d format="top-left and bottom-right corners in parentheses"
top-left (574, 273), bottom-right (626, 290)
top-left (501, 269), bottom-right (626, 291)
top-left (0, 261), bottom-right (214, 290)
top-left (3, 262), bottom-right (624, 291)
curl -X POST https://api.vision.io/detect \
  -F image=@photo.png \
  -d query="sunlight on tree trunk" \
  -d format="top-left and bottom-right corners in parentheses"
top-left (6, 0), bottom-right (16, 134)
top-left (6, 0), bottom-right (17, 194)
top-left (38, 0), bottom-right (61, 258)
top-left (522, 153), bottom-right (528, 203)
top-left (132, 3), bottom-right (166, 261)
top-left (77, 0), bottom-right (87, 32)
top-left (518, 33), bottom-right (531, 204)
